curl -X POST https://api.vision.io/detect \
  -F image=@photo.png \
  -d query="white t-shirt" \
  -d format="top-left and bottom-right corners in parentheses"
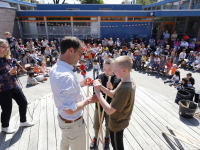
top-left (180, 42), bottom-right (188, 48)
top-left (173, 75), bottom-right (179, 81)
top-left (102, 53), bottom-right (108, 59)
top-left (140, 48), bottom-right (146, 54)
top-left (154, 58), bottom-right (160, 63)
top-left (179, 52), bottom-right (186, 59)
top-left (107, 41), bottom-right (113, 46)
top-left (115, 41), bottom-right (121, 47)
top-left (93, 63), bottom-right (100, 71)
top-left (45, 50), bottom-right (51, 55)
top-left (127, 53), bottom-right (133, 59)
top-left (42, 40), bottom-right (49, 47)
top-left (113, 53), bottom-right (119, 60)
top-left (31, 53), bottom-right (38, 59)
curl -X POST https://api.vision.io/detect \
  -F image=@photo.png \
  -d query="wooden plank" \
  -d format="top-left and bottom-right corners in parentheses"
top-left (136, 88), bottom-right (200, 141)
top-left (52, 96), bottom-right (62, 150)
top-left (47, 94), bottom-right (57, 150)
top-left (135, 93), bottom-right (193, 150)
top-left (0, 113), bottom-right (19, 150)
top-left (139, 88), bottom-right (200, 135)
top-left (28, 99), bottom-right (41, 150)
top-left (132, 106), bottom-right (172, 150)
top-left (135, 96), bottom-right (188, 150)
top-left (123, 129), bottom-right (142, 150)
top-left (37, 96), bottom-right (48, 150)
top-left (141, 87), bottom-right (200, 130)
top-left (18, 101), bottom-right (36, 150)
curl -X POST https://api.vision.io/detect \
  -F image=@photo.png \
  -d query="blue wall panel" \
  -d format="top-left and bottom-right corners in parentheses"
top-left (37, 4), bottom-right (142, 10)
top-left (100, 22), bottom-right (152, 42)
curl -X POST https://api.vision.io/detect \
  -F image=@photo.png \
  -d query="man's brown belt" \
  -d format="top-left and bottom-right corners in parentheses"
top-left (59, 115), bottom-right (82, 123)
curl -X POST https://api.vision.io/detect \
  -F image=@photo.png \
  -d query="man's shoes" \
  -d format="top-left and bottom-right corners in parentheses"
top-left (2, 127), bottom-right (15, 134)
top-left (90, 137), bottom-right (97, 149)
top-left (20, 121), bottom-right (35, 127)
top-left (104, 137), bottom-right (110, 149)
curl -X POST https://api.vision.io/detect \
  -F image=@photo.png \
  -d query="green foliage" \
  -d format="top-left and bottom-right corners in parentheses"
top-left (78, 0), bottom-right (104, 4)
top-left (136, 0), bottom-right (152, 6)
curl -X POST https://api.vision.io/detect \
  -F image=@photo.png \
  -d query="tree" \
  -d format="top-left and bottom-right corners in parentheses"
top-left (121, 0), bottom-right (129, 4)
top-left (53, 0), bottom-right (66, 4)
top-left (136, 0), bottom-right (152, 6)
top-left (78, 0), bottom-right (104, 4)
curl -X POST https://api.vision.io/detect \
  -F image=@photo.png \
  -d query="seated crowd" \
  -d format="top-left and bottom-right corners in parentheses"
top-left (4, 32), bottom-right (200, 89)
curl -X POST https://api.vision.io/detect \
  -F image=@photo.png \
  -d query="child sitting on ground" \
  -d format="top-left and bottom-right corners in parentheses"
top-left (175, 77), bottom-right (188, 90)
top-left (165, 57), bottom-right (173, 76)
top-left (127, 49), bottom-right (134, 61)
top-left (158, 55), bottom-right (166, 76)
top-left (152, 55), bottom-right (160, 72)
top-left (113, 50), bottom-right (119, 60)
top-left (135, 51), bottom-right (142, 70)
top-left (120, 46), bottom-right (128, 56)
top-left (41, 61), bottom-right (49, 76)
top-left (146, 45), bottom-right (152, 57)
top-left (93, 59), bottom-right (100, 79)
top-left (27, 71), bottom-right (39, 85)
top-left (186, 72), bottom-right (195, 87)
top-left (141, 53), bottom-right (146, 70)
top-left (93, 56), bottom-right (136, 150)
top-left (79, 60), bottom-right (87, 78)
top-left (164, 70), bottom-right (180, 86)
top-left (192, 52), bottom-right (200, 71)
top-left (146, 53), bottom-right (155, 72)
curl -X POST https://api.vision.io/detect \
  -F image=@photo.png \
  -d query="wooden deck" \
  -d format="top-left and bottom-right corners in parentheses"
top-left (0, 86), bottom-right (200, 150)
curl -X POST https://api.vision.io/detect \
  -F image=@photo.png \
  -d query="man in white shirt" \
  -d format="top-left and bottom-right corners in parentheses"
top-left (115, 38), bottom-right (121, 49)
top-left (107, 38), bottom-right (114, 53)
top-left (49, 36), bottom-right (98, 150)
top-left (178, 49), bottom-right (186, 66)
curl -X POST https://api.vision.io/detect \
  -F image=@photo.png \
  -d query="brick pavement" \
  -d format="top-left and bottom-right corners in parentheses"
top-left (6, 66), bottom-right (200, 120)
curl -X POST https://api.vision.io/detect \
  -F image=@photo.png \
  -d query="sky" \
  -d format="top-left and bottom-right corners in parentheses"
top-left (45, 0), bottom-right (123, 4)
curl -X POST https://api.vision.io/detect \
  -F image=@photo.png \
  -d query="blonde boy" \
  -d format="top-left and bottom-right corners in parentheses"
top-left (93, 56), bottom-right (136, 150)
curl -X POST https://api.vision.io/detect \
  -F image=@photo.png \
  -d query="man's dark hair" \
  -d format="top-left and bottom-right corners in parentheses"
top-left (60, 36), bottom-right (82, 55)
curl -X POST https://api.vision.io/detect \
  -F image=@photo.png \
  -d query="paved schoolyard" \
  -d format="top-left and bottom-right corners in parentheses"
top-left (6, 65), bottom-right (200, 120)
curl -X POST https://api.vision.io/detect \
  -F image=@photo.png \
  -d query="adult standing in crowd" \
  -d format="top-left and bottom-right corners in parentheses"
top-left (41, 36), bottom-right (49, 54)
top-left (5, 32), bottom-right (18, 58)
top-left (156, 27), bottom-right (162, 40)
top-left (163, 30), bottom-right (170, 44)
top-left (171, 31), bottom-right (177, 48)
top-left (107, 38), bottom-right (114, 54)
top-left (0, 39), bottom-right (34, 134)
top-left (49, 36), bottom-right (98, 150)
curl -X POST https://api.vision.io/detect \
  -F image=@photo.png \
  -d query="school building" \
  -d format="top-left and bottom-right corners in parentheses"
top-left (0, 0), bottom-right (200, 42)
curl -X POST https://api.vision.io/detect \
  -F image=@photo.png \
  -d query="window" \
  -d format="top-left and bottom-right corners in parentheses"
top-left (171, 2), bottom-right (178, 9)
top-left (147, 7), bottom-right (151, 10)
top-left (179, 0), bottom-right (190, 9)
top-left (177, 17), bottom-right (187, 21)
top-left (21, 22), bottom-right (45, 35)
top-left (157, 5), bottom-right (161, 10)
top-left (46, 17), bottom-right (71, 21)
top-left (175, 22), bottom-right (185, 33)
top-left (73, 22), bottom-right (98, 39)
top-left (101, 17), bottom-right (125, 22)
top-left (154, 17), bottom-right (175, 21)
top-left (19, 17), bottom-right (44, 21)
top-left (186, 17), bottom-right (199, 36)
top-left (20, 5), bottom-right (27, 10)
top-left (73, 17), bottom-right (98, 21)
top-left (191, 0), bottom-right (200, 9)
top-left (127, 17), bottom-right (152, 22)
top-left (152, 22), bottom-right (162, 34)
top-left (152, 7), bottom-right (156, 10)
top-left (67, 8), bottom-right (80, 10)
top-left (163, 3), bottom-right (171, 9)
top-left (99, 8), bottom-right (112, 10)
top-left (47, 22), bottom-right (72, 35)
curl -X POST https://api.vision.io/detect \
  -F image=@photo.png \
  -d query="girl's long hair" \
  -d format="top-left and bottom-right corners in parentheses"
top-left (175, 70), bottom-right (180, 81)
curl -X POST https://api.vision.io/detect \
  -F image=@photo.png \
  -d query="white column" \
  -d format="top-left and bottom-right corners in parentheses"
top-left (44, 16), bottom-right (49, 40)
top-left (17, 4), bottom-right (20, 10)
top-left (98, 16), bottom-right (100, 38)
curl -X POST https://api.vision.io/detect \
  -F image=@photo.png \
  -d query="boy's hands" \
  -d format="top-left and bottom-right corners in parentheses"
top-left (87, 94), bottom-right (99, 103)
top-left (107, 81), bottom-right (113, 90)
top-left (93, 79), bottom-right (102, 93)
